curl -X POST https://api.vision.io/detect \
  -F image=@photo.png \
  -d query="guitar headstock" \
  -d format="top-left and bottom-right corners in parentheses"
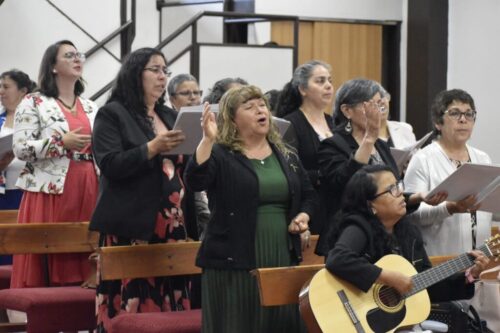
top-left (486, 234), bottom-right (500, 261)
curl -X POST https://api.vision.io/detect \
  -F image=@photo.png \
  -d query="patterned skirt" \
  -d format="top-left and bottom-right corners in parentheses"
top-left (95, 212), bottom-right (191, 333)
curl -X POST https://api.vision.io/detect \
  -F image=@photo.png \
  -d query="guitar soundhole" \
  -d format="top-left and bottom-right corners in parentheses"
top-left (378, 286), bottom-right (402, 308)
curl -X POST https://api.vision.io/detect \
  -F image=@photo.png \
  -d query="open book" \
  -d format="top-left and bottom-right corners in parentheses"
top-left (424, 162), bottom-right (500, 213)
top-left (0, 133), bottom-right (13, 156)
top-left (166, 104), bottom-right (291, 155)
top-left (390, 131), bottom-right (433, 174)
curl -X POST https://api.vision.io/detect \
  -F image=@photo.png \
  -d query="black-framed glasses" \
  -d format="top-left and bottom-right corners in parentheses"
top-left (62, 52), bottom-right (86, 62)
top-left (144, 66), bottom-right (172, 77)
top-left (444, 108), bottom-right (477, 121)
top-left (173, 90), bottom-right (203, 97)
top-left (373, 180), bottom-right (404, 199)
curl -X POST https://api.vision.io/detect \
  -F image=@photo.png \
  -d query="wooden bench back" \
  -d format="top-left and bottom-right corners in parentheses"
top-left (253, 264), bottom-right (324, 306)
top-left (98, 241), bottom-right (201, 281)
top-left (0, 210), bottom-right (18, 224)
top-left (0, 222), bottom-right (98, 255)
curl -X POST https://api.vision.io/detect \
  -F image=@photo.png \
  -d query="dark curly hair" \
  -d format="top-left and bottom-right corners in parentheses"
top-left (0, 69), bottom-right (36, 93)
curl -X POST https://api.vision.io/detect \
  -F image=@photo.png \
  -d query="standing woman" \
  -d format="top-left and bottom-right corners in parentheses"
top-left (11, 40), bottom-right (98, 288)
top-left (185, 85), bottom-right (317, 333)
top-left (90, 48), bottom-right (189, 332)
top-left (0, 70), bottom-right (36, 209)
top-left (404, 89), bottom-right (491, 256)
top-left (276, 60), bottom-right (334, 235)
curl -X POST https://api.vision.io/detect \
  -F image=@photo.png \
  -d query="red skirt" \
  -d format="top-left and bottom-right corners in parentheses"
top-left (10, 160), bottom-right (98, 288)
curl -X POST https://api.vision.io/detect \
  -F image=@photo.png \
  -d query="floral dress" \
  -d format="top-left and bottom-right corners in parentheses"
top-left (96, 154), bottom-right (191, 333)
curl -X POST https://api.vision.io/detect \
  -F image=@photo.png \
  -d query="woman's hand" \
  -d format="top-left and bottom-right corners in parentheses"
top-left (407, 191), bottom-right (448, 206)
top-left (201, 102), bottom-right (217, 142)
top-left (147, 130), bottom-right (186, 158)
top-left (0, 151), bottom-right (15, 171)
top-left (300, 230), bottom-right (311, 251)
top-left (377, 269), bottom-right (413, 296)
top-left (468, 250), bottom-right (490, 279)
top-left (446, 194), bottom-right (480, 214)
top-left (288, 212), bottom-right (310, 234)
top-left (62, 127), bottom-right (91, 150)
top-left (363, 101), bottom-right (381, 142)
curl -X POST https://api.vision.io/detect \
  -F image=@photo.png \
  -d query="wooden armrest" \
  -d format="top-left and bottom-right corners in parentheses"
top-left (0, 222), bottom-right (97, 255)
top-left (253, 264), bottom-right (324, 306)
top-left (429, 255), bottom-right (456, 267)
top-left (301, 235), bottom-right (323, 265)
top-left (98, 241), bottom-right (201, 280)
top-left (0, 210), bottom-right (18, 224)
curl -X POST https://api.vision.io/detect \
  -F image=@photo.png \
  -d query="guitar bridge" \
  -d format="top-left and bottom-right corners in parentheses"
top-left (337, 290), bottom-right (366, 333)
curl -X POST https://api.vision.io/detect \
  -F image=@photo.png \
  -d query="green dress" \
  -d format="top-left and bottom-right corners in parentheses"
top-left (201, 153), bottom-right (305, 333)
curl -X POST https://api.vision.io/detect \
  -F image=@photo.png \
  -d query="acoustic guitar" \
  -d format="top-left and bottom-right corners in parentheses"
top-left (299, 234), bottom-right (500, 333)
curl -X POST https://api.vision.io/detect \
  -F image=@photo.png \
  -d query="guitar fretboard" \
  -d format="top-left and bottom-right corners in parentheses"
top-left (405, 243), bottom-right (491, 298)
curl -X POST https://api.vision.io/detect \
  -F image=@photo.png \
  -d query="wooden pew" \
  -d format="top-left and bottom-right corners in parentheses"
top-left (98, 241), bottom-right (202, 333)
top-left (0, 222), bottom-right (98, 333)
top-left (0, 210), bottom-right (18, 224)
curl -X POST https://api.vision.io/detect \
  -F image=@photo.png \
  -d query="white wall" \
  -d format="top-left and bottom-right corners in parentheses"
top-left (198, 45), bottom-right (294, 94)
top-left (448, 0), bottom-right (500, 164)
top-left (254, 0), bottom-right (402, 21)
top-left (0, 0), bottom-right (124, 100)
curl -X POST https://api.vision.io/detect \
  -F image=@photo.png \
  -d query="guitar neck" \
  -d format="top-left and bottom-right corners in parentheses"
top-left (406, 243), bottom-right (491, 297)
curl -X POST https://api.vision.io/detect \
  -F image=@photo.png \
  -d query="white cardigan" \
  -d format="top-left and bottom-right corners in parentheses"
top-left (404, 141), bottom-right (492, 256)
top-left (13, 92), bottom-right (98, 194)
top-left (387, 120), bottom-right (417, 149)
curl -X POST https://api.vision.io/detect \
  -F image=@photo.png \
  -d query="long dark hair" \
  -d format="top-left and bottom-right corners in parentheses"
top-left (276, 60), bottom-right (331, 118)
top-left (329, 165), bottom-right (419, 257)
top-left (38, 40), bottom-right (85, 98)
top-left (108, 47), bottom-right (167, 137)
top-left (0, 69), bottom-right (37, 93)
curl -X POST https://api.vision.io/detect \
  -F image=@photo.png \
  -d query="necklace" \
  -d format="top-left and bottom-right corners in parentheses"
top-left (57, 97), bottom-right (76, 111)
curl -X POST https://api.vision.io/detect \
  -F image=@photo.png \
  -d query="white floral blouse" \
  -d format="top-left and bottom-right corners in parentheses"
top-left (13, 92), bottom-right (98, 194)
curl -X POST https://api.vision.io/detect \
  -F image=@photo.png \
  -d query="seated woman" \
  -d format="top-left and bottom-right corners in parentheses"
top-left (184, 85), bottom-right (316, 333)
top-left (326, 165), bottom-right (489, 313)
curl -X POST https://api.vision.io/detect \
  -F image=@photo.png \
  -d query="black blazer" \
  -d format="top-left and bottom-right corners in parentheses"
top-left (184, 143), bottom-right (318, 270)
top-left (316, 130), bottom-right (399, 255)
top-left (90, 101), bottom-right (181, 240)
top-left (283, 110), bottom-right (334, 235)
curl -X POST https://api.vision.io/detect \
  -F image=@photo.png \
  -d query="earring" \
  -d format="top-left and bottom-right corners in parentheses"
top-left (372, 208), bottom-right (377, 215)
top-left (53, 69), bottom-right (57, 74)
top-left (344, 119), bottom-right (352, 133)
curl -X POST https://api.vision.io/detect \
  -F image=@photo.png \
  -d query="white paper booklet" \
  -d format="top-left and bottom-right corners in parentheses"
top-left (390, 131), bottom-right (433, 174)
top-left (0, 133), bottom-right (13, 156)
top-left (424, 163), bottom-right (500, 213)
top-left (167, 104), bottom-right (290, 155)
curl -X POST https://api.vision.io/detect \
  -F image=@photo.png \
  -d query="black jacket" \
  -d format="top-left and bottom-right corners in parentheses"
top-left (283, 110), bottom-right (334, 235)
top-left (326, 214), bottom-right (474, 302)
top-left (90, 101), bottom-right (196, 240)
top-left (316, 130), bottom-right (402, 255)
top-left (184, 143), bottom-right (318, 270)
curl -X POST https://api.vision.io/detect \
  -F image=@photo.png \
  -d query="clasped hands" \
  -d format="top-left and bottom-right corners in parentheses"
top-left (288, 212), bottom-right (311, 250)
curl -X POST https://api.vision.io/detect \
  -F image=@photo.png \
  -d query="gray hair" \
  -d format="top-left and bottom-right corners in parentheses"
top-left (167, 73), bottom-right (198, 97)
top-left (291, 60), bottom-right (331, 90)
top-left (333, 78), bottom-right (383, 127)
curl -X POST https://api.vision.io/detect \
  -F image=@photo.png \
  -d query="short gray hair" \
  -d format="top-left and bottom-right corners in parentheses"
top-left (167, 73), bottom-right (198, 97)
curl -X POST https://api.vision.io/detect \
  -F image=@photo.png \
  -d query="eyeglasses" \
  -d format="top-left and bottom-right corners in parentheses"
top-left (173, 90), bottom-right (203, 97)
top-left (144, 66), bottom-right (172, 77)
top-left (444, 108), bottom-right (477, 121)
top-left (62, 52), bottom-right (86, 62)
top-left (369, 99), bottom-right (386, 113)
top-left (373, 180), bottom-right (404, 199)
